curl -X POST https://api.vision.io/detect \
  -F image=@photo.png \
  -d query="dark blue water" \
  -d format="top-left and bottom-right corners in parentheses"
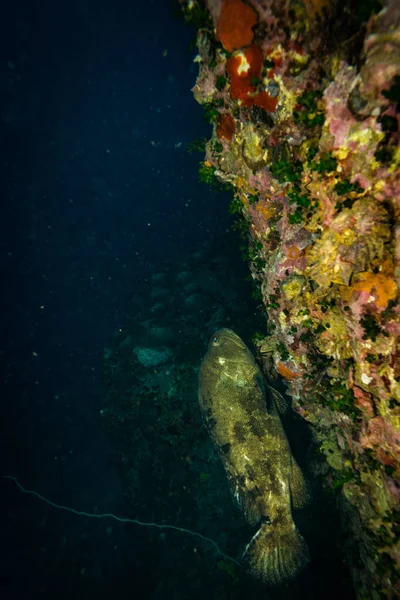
top-left (0, 1), bottom-right (231, 598)
top-left (1, 2), bottom-right (355, 599)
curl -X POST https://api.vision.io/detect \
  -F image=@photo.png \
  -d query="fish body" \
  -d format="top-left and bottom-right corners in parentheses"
top-left (198, 328), bottom-right (310, 585)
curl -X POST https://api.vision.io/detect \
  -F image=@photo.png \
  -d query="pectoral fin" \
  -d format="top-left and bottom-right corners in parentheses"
top-left (230, 477), bottom-right (262, 526)
top-left (268, 385), bottom-right (290, 415)
top-left (290, 458), bottom-right (310, 509)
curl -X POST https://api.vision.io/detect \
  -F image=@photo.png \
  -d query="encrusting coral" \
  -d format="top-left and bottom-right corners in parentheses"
top-left (179, 0), bottom-right (400, 597)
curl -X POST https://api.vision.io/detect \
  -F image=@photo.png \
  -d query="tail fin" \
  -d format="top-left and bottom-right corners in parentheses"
top-left (242, 522), bottom-right (310, 586)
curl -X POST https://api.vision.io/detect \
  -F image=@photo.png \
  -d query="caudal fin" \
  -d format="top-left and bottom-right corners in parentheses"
top-left (242, 523), bottom-right (310, 586)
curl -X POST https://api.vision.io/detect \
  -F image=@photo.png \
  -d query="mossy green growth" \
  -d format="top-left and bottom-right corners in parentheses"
top-left (244, 239), bottom-right (265, 273)
top-left (270, 158), bottom-right (303, 183)
top-left (228, 196), bottom-right (243, 215)
top-left (310, 152), bottom-right (337, 174)
top-left (250, 75), bottom-right (262, 86)
top-left (293, 90), bottom-right (324, 128)
top-left (335, 197), bottom-right (357, 211)
top-left (296, 90), bottom-right (322, 111)
top-left (263, 59), bottom-right (274, 68)
top-left (288, 210), bottom-right (304, 224)
top-left (318, 378), bottom-right (360, 417)
top-left (333, 387), bottom-right (360, 416)
top-left (318, 297), bottom-right (336, 313)
top-left (203, 99), bottom-right (224, 123)
top-left (374, 146), bottom-right (395, 164)
top-left (199, 162), bottom-right (232, 191)
top-left (378, 115), bottom-right (398, 132)
top-left (180, 1), bottom-right (213, 28)
top-left (252, 331), bottom-right (266, 343)
top-left (199, 161), bottom-right (216, 184)
top-left (361, 314), bottom-right (389, 342)
top-left (249, 238), bottom-right (263, 254)
top-left (365, 353), bottom-right (378, 363)
top-left (187, 138), bottom-right (207, 153)
top-left (382, 299), bottom-right (397, 320)
top-left (252, 255), bottom-right (266, 272)
top-left (276, 341), bottom-right (290, 361)
top-left (383, 509), bottom-right (400, 532)
top-left (233, 218), bottom-right (250, 241)
top-left (267, 293), bottom-right (280, 310)
top-left (306, 146), bottom-right (318, 163)
top-left (287, 184), bottom-right (312, 208)
top-left (314, 323), bottom-right (330, 334)
top-left (215, 75), bottom-right (227, 91)
top-left (334, 179), bottom-right (364, 195)
top-left (251, 282), bottom-right (263, 302)
top-left (331, 468), bottom-right (360, 489)
top-left (320, 435), bottom-right (344, 471)
top-left (363, 448), bottom-right (381, 471)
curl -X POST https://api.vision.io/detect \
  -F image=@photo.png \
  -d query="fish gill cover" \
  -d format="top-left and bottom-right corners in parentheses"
top-left (178, 0), bottom-right (400, 597)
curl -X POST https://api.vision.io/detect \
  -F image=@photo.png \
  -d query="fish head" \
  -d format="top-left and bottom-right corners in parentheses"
top-left (205, 328), bottom-right (259, 385)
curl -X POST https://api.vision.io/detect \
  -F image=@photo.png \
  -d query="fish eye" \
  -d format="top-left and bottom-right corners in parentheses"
top-left (212, 336), bottom-right (220, 346)
top-left (261, 515), bottom-right (271, 525)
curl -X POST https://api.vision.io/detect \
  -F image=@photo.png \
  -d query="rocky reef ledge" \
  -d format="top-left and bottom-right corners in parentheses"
top-left (178, 0), bottom-right (400, 596)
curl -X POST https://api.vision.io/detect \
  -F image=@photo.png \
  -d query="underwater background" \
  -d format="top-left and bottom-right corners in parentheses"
top-left (1, 1), bottom-right (356, 598)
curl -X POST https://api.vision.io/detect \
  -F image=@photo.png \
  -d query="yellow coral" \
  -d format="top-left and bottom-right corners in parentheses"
top-left (241, 123), bottom-right (269, 170)
top-left (315, 310), bottom-right (353, 359)
top-left (281, 274), bottom-right (305, 301)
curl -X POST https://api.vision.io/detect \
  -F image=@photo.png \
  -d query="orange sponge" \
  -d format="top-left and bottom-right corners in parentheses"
top-left (277, 361), bottom-right (300, 380)
top-left (351, 271), bottom-right (397, 310)
top-left (216, 0), bottom-right (258, 52)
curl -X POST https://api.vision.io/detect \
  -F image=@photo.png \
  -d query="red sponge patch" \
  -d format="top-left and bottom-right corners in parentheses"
top-left (226, 45), bottom-right (278, 112)
top-left (217, 0), bottom-right (258, 52)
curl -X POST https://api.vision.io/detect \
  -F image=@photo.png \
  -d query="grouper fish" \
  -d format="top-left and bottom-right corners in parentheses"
top-left (198, 328), bottom-right (310, 585)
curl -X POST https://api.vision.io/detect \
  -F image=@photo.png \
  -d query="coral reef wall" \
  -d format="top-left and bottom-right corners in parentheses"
top-left (179, 0), bottom-right (400, 597)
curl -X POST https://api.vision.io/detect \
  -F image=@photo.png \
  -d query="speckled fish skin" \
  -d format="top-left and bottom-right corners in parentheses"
top-left (198, 328), bottom-right (310, 585)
